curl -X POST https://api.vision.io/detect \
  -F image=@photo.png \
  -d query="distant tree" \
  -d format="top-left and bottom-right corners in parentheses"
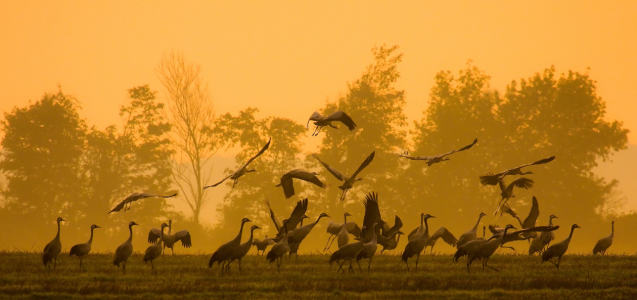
top-left (312, 45), bottom-right (408, 220)
top-left (0, 88), bottom-right (87, 246)
top-left (210, 108), bottom-right (307, 241)
top-left (408, 63), bottom-right (629, 248)
top-left (81, 85), bottom-right (176, 242)
top-left (157, 52), bottom-right (218, 226)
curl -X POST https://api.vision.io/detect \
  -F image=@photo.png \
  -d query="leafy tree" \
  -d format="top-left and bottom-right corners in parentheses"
top-left (80, 85), bottom-right (176, 245)
top-left (0, 88), bottom-right (87, 247)
top-left (312, 45), bottom-right (408, 222)
top-left (408, 63), bottom-right (629, 251)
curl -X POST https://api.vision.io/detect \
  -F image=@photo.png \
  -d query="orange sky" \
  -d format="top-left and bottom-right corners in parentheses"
top-left (1, 1), bottom-right (636, 219)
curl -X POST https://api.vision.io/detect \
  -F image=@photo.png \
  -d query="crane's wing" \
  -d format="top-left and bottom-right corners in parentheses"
top-left (479, 172), bottom-right (502, 186)
top-left (173, 230), bottom-right (192, 248)
top-left (508, 177), bottom-right (534, 190)
top-left (498, 179), bottom-right (507, 193)
top-left (313, 154), bottom-right (347, 181)
top-left (293, 170), bottom-right (327, 189)
top-left (108, 201), bottom-right (127, 214)
top-left (504, 225), bottom-right (560, 242)
top-left (204, 174), bottom-right (231, 189)
top-left (488, 224), bottom-right (502, 235)
top-left (284, 198), bottom-right (309, 232)
top-left (237, 137), bottom-right (271, 170)
top-left (361, 192), bottom-right (382, 241)
top-left (281, 178), bottom-right (295, 199)
top-left (501, 205), bottom-right (518, 219)
top-left (480, 156), bottom-right (555, 185)
top-left (398, 151), bottom-right (436, 161)
top-left (506, 156), bottom-right (556, 174)
top-left (349, 151), bottom-right (375, 180)
top-left (135, 192), bottom-right (178, 199)
top-left (265, 198), bottom-right (281, 232)
top-left (326, 111), bottom-right (357, 130)
top-left (436, 138), bottom-right (478, 158)
top-left (307, 111), bottom-right (323, 129)
top-left (347, 222), bottom-right (362, 237)
top-left (148, 228), bottom-right (162, 243)
top-left (384, 215), bottom-right (403, 237)
top-left (431, 227), bottom-right (458, 247)
top-left (408, 226), bottom-right (421, 240)
top-left (522, 196), bottom-right (540, 229)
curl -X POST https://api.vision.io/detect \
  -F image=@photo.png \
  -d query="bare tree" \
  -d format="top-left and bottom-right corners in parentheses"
top-left (157, 52), bottom-right (217, 225)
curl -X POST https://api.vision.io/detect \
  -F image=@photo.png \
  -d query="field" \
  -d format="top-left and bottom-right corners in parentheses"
top-left (1, 251), bottom-right (637, 299)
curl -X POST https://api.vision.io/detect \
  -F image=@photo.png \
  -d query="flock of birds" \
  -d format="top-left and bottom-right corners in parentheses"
top-left (40, 110), bottom-right (616, 275)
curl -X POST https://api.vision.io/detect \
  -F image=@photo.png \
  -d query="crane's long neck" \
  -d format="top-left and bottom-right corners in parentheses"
top-left (548, 218), bottom-right (553, 227)
top-left (343, 214), bottom-right (348, 224)
top-left (473, 215), bottom-right (483, 230)
top-left (371, 225), bottom-right (378, 244)
top-left (483, 226), bottom-right (486, 238)
top-left (310, 215), bottom-right (325, 228)
top-left (159, 227), bottom-right (165, 246)
top-left (611, 222), bottom-right (614, 236)
top-left (567, 226), bottom-right (576, 240)
top-left (424, 217), bottom-right (430, 237)
top-left (56, 220), bottom-right (61, 239)
top-left (88, 227), bottom-right (94, 245)
top-left (248, 228), bottom-right (256, 244)
top-left (420, 215), bottom-right (424, 230)
top-left (127, 225), bottom-right (134, 242)
top-left (236, 221), bottom-right (247, 243)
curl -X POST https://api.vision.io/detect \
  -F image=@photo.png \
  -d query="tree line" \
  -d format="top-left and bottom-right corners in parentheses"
top-left (0, 47), bottom-right (630, 253)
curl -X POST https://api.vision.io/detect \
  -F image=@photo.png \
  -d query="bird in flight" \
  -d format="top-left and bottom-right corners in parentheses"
top-left (205, 138), bottom-right (271, 189)
top-left (307, 111), bottom-right (357, 136)
top-left (479, 156), bottom-right (555, 186)
top-left (314, 151), bottom-right (375, 201)
top-left (108, 192), bottom-right (178, 214)
top-left (399, 138), bottom-right (477, 166)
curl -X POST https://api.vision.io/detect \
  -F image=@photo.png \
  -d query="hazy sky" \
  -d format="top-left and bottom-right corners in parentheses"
top-left (1, 1), bottom-right (636, 220)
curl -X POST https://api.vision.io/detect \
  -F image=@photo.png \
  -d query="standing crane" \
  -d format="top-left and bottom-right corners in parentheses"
top-left (252, 235), bottom-right (276, 256)
top-left (324, 220), bottom-right (362, 251)
top-left (356, 223), bottom-right (382, 272)
top-left (70, 224), bottom-right (101, 269)
top-left (479, 156), bottom-right (556, 185)
top-left (209, 218), bottom-right (252, 274)
top-left (313, 151), bottom-right (375, 201)
top-left (143, 223), bottom-right (168, 275)
top-left (267, 220), bottom-right (290, 272)
top-left (329, 227), bottom-right (367, 274)
top-left (204, 138), bottom-right (271, 188)
top-left (108, 192), bottom-right (177, 213)
top-left (229, 225), bottom-right (261, 272)
top-left (113, 221), bottom-right (139, 275)
top-left (457, 212), bottom-right (486, 249)
top-left (593, 221), bottom-right (614, 255)
top-left (307, 111), bottom-right (357, 136)
top-left (401, 214), bottom-right (433, 271)
top-left (542, 224), bottom-right (580, 270)
top-left (287, 213), bottom-right (330, 257)
top-left (337, 213), bottom-right (352, 249)
top-left (42, 217), bottom-right (65, 270)
top-left (399, 138), bottom-right (477, 166)
top-left (148, 220), bottom-right (192, 255)
top-left (529, 214), bottom-right (558, 255)
top-left (275, 170), bottom-right (326, 199)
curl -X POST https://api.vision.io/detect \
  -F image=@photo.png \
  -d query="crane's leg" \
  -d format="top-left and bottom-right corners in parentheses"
top-left (547, 258), bottom-right (558, 269)
top-left (54, 257), bottom-right (57, 270)
top-left (415, 254), bottom-right (420, 271)
top-left (232, 179), bottom-right (238, 188)
top-left (357, 260), bottom-right (362, 273)
top-left (326, 235), bottom-right (337, 251)
top-left (340, 189), bottom-right (348, 202)
top-left (404, 260), bottom-right (410, 272)
top-left (337, 260), bottom-right (345, 273)
top-left (348, 260), bottom-right (354, 274)
top-left (123, 261), bottom-right (126, 275)
top-left (171, 247), bottom-right (174, 255)
top-left (368, 257), bottom-right (372, 272)
top-left (557, 256), bottom-right (562, 270)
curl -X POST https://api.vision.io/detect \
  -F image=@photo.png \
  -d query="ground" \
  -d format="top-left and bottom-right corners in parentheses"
top-left (1, 251), bottom-right (636, 299)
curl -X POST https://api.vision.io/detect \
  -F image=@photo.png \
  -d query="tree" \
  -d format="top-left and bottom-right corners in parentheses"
top-left (157, 52), bottom-right (217, 226)
top-left (0, 88), bottom-right (87, 246)
top-left (81, 85), bottom-right (176, 243)
top-left (408, 63), bottom-right (629, 251)
top-left (312, 45), bottom-right (408, 221)
top-left (210, 108), bottom-right (308, 242)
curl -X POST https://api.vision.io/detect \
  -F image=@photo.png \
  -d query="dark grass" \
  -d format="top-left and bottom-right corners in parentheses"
top-left (1, 251), bottom-right (637, 299)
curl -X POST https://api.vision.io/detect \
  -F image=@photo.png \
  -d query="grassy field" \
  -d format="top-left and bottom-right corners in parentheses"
top-left (1, 251), bottom-right (636, 299)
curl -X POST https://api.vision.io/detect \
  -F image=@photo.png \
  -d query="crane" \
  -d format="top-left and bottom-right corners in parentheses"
top-left (313, 151), bottom-right (375, 201)
top-left (204, 138), bottom-right (271, 188)
top-left (69, 224), bottom-right (101, 269)
top-left (307, 111), bottom-right (357, 136)
top-left (399, 138), bottom-right (477, 166)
